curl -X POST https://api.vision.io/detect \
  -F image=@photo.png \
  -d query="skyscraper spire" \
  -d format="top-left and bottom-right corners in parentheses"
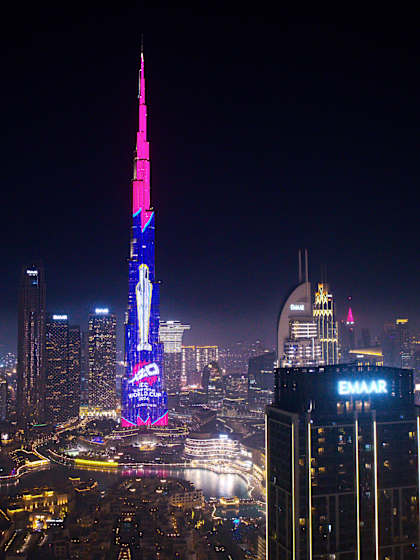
top-left (133, 47), bottom-right (152, 235)
top-left (346, 296), bottom-right (355, 325)
top-left (346, 307), bottom-right (355, 325)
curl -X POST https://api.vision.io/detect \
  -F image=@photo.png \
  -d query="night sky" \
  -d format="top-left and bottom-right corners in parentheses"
top-left (1, 11), bottom-right (419, 352)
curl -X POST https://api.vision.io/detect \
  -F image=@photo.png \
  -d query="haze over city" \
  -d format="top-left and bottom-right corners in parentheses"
top-left (1, 12), bottom-right (420, 352)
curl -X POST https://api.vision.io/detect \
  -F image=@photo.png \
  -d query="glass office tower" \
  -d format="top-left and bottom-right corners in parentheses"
top-left (159, 321), bottom-right (191, 394)
top-left (88, 309), bottom-right (116, 414)
top-left (45, 314), bottom-right (81, 423)
top-left (266, 364), bottom-right (420, 559)
top-left (17, 264), bottom-right (46, 425)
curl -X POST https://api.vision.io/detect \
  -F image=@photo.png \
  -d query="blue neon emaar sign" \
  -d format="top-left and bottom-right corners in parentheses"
top-left (338, 379), bottom-right (387, 396)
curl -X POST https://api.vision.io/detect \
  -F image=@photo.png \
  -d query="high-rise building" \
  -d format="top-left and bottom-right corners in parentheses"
top-left (277, 250), bottom-right (321, 367)
top-left (382, 319), bottom-right (413, 370)
top-left (0, 377), bottom-right (7, 421)
top-left (68, 325), bottom-right (81, 416)
top-left (80, 331), bottom-right (89, 406)
top-left (219, 342), bottom-right (249, 375)
top-left (88, 309), bottom-right (116, 415)
top-left (340, 299), bottom-right (356, 362)
top-left (397, 318), bottom-right (413, 369)
top-left (361, 327), bottom-right (371, 348)
top-left (17, 264), bottom-right (46, 425)
top-left (202, 362), bottom-right (224, 407)
top-left (181, 346), bottom-right (219, 388)
top-left (266, 364), bottom-right (420, 559)
top-left (247, 351), bottom-right (276, 405)
top-left (121, 49), bottom-right (168, 427)
top-left (313, 282), bottom-right (338, 364)
top-left (45, 315), bottom-right (81, 423)
top-left (159, 321), bottom-right (191, 394)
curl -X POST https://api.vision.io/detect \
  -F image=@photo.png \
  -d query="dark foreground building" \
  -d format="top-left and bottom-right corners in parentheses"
top-left (266, 364), bottom-right (420, 559)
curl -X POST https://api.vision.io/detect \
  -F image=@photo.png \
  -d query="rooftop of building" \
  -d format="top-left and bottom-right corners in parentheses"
top-left (272, 363), bottom-right (415, 417)
top-left (349, 347), bottom-right (383, 357)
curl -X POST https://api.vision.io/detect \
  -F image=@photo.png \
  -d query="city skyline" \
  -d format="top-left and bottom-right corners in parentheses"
top-left (2, 14), bottom-right (420, 559)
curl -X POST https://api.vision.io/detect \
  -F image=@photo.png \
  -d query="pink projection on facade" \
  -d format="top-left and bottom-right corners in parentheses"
top-left (133, 51), bottom-right (154, 232)
top-left (121, 411), bottom-right (168, 428)
top-left (122, 47), bottom-right (167, 428)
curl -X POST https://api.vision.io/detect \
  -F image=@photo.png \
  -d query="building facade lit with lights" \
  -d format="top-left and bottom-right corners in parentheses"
top-left (266, 364), bottom-right (420, 559)
top-left (88, 309), bottom-right (116, 415)
top-left (45, 314), bottom-right (81, 423)
top-left (121, 50), bottom-right (168, 427)
top-left (313, 282), bottom-right (338, 365)
top-left (184, 433), bottom-right (241, 462)
top-left (17, 264), bottom-right (46, 425)
top-left (159, 321), bottom-right (191, 394)
top-left (340, 300), bottom-right (356, 362)
top-left (181, 345), bottom-right (219, 388)
top-left (277, 251), bottom-right (321, 367)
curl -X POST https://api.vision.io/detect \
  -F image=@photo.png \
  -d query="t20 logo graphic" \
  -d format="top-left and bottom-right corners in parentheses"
top-left (129, 361), bottom-right (159, 386)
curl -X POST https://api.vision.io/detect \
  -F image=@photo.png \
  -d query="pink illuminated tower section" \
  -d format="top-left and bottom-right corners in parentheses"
top-left (133, 51), bottom-right (153, 232)
top-left (121, 48), bottom-right (168, 428)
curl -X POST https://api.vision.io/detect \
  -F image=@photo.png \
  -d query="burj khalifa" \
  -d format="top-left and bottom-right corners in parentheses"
top-left (121, 49), bottom-right (168, 427)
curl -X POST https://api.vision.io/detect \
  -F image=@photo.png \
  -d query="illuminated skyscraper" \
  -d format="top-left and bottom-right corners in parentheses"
top-left (17, 264), bottom-right (46, 425)
top-left (397, 318), bottom-right (413, 369)
top-left (159, 321), bottom-right (191, 394)
top-left (68, 326), bottom-right (81, 415)
top-left (181, 345), bottom-right (219, 387)
top-left (277, 250), bottom-right (321, 367)
top-left (340, 298), bottom-right (356, 363)
top-left (45, 315), bottom-right (81, 423)
top-left (267, 364), bottom-right (420, 558)
top-left (121, 49), bottom-right (168, 427)
top-left (382, 318), bottom-right (413, 369)
top-left (0, 378), bottom-right (7, 421)
top-left (313, 282), bottom-right (338, 365)
top-left (88, 309), bottom-right (116, 414)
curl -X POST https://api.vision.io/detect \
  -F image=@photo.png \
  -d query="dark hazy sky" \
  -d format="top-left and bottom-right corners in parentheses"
top-left (1, 10), bottom-right (419, 353)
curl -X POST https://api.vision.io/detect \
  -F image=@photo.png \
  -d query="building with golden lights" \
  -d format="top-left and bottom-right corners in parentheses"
top-left (88, 309), bottom-right (117, 414)
top-left (349, 347), bottom-right (384, 366)
top-left (184, 433), bottom-right (241, 462)
top-left (313, 283), bottom-right (338, 365)
top-left (7, 487), bottom-right (68, 519)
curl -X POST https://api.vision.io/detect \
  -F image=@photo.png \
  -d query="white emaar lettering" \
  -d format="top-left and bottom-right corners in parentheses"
top-left (338, 379), bottom-right (388, 396)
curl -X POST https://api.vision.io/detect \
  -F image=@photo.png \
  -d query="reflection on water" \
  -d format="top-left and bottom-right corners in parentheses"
top-left (175, 469), bottom-right (248, 499)
top-left (0, 465), bottom-right (249, 500)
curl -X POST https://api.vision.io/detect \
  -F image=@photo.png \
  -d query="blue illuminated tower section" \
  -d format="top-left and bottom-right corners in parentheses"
top-left (121, 50), bottom-right (168, 427)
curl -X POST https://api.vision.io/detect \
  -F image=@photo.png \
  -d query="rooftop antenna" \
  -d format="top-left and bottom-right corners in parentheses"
top-left (298, 250), bottom-right (302, 283)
